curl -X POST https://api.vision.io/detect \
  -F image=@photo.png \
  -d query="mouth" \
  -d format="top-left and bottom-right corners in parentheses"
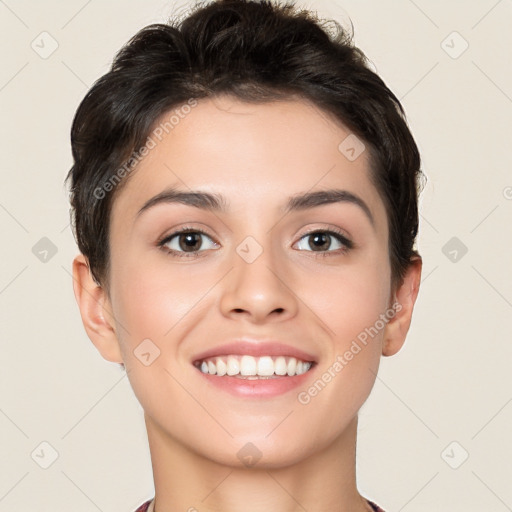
top-left (190, 339), bottom-right (318, 398)
top-left (192, 354), bottom-right (318, 398)
top-left (193, 354), bottom-right (316, 379)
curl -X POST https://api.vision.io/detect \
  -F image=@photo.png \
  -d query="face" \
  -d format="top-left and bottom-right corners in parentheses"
top-left (103, 96), bottom-right (397, 467)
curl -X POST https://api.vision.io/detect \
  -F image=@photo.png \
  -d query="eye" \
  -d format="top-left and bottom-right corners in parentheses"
top-left (295, 228), bottom-right (353, 255)
top-left (158, 227), bottom-right (219, 258)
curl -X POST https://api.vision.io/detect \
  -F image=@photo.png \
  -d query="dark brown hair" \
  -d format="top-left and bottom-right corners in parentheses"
top-left (66, 0), bottom-right (424, 293)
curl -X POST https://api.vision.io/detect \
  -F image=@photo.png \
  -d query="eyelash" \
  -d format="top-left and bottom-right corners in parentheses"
top-left (157, 225), bottom-right (354, 259)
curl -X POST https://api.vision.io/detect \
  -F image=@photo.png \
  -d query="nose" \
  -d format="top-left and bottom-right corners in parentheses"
top-left (219, 241), bottom-right (299, 324)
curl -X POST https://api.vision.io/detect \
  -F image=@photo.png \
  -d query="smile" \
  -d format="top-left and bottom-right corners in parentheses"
top-left (194, 354), bottom-right (313, 378)
top-left (193, 355), bottom-right (317, 398)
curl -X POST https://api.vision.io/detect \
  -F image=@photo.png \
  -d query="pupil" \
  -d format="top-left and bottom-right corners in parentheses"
top-left (180, 233), bottom-right (200, 251)
top-left (310, 233), bottom-right (329, 251)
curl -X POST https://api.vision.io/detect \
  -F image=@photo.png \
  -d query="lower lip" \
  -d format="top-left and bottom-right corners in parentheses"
top-left (194, 365), bottom-right (317, 398)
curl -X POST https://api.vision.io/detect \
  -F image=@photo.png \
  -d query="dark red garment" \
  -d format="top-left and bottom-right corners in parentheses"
top-left (134, 500), bottom-right (151, 512)
top-left (134, 498), bottom-right (386, 511)
top-left (367, 499), bottom-right (386, 511)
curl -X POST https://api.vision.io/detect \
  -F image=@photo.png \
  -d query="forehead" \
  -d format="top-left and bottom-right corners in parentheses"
top-left (111, 96), bottom-right (387, 232)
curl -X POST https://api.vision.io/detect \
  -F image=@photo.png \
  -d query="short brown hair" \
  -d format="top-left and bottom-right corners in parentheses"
top-left (66, 0), bottom-right (424, 292)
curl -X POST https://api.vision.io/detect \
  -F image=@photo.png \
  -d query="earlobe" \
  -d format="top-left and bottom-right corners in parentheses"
top-left (382, 256), bottom-right (422, 357)
top-left (72, 254), bottom-right (124, 364)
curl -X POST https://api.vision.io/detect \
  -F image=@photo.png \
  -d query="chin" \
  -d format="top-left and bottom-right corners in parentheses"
top-left (197, 434), bottom-right (314, 470)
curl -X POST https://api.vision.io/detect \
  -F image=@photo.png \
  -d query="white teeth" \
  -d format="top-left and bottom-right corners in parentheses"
top-left (197, 355), bottom-right (313, 377)
top-left (257, 356), bottom-right (274, 376)
top-left (240, 355), bottom-right (257, 376)
top-left (207, 360), bottom-right (217, 375)
top-left (286, 357), bottom-right (296, 376)
top-left (216, 357), bottom-right (227, 376)
top-left (226, 356), bottom-right (240, 376)
top-left (274, 356), bottom-right (287, 375)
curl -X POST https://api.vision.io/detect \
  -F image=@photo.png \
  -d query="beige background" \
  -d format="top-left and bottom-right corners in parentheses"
top-left (1, 1), bottom-right (511, 511)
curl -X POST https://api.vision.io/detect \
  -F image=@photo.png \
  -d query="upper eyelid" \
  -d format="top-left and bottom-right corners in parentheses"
top-left (159, 227), bottom-right (217, 245)
top-left (300, 225), bottom-right (350, 239)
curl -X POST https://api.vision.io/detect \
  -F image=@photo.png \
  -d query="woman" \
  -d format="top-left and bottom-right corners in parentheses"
top-left (66, 1), bottom-right (423, 510)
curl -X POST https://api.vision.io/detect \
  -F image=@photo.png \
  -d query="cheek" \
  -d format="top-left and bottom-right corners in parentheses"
top-left (108, 261), bottom-right (202, 407)
top-left (294, 262), bottom-right (390, 432)
top-left (312, 259), bottom-right (390, 345)
top-left (109, 246), bottom-right (225, 366)
top-left (111, 263), bottom-right (196, 343)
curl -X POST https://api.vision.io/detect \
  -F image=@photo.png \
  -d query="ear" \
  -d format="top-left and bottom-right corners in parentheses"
top-left (382, 256), bottom-right (422, 357)
top-left (72, 254), bottom-right (123, 364)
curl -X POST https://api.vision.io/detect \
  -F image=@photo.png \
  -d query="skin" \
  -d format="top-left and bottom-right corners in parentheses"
top-left (72, 95), bottom-right (421, 512)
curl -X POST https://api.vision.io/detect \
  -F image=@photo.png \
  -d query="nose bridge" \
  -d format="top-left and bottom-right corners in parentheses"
top-left (219, 231), bottom-right (298, 321)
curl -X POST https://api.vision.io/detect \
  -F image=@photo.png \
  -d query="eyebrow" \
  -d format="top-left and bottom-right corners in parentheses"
top-left (136, 187), bottom-right (375, 226)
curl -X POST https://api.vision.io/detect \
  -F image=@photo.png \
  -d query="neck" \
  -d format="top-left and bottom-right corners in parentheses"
top-left (145, 413), bottom-right (372, 512)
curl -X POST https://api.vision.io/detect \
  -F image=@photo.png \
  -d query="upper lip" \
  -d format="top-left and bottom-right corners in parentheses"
top-left (192, 339), bottom-right (318, 365)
